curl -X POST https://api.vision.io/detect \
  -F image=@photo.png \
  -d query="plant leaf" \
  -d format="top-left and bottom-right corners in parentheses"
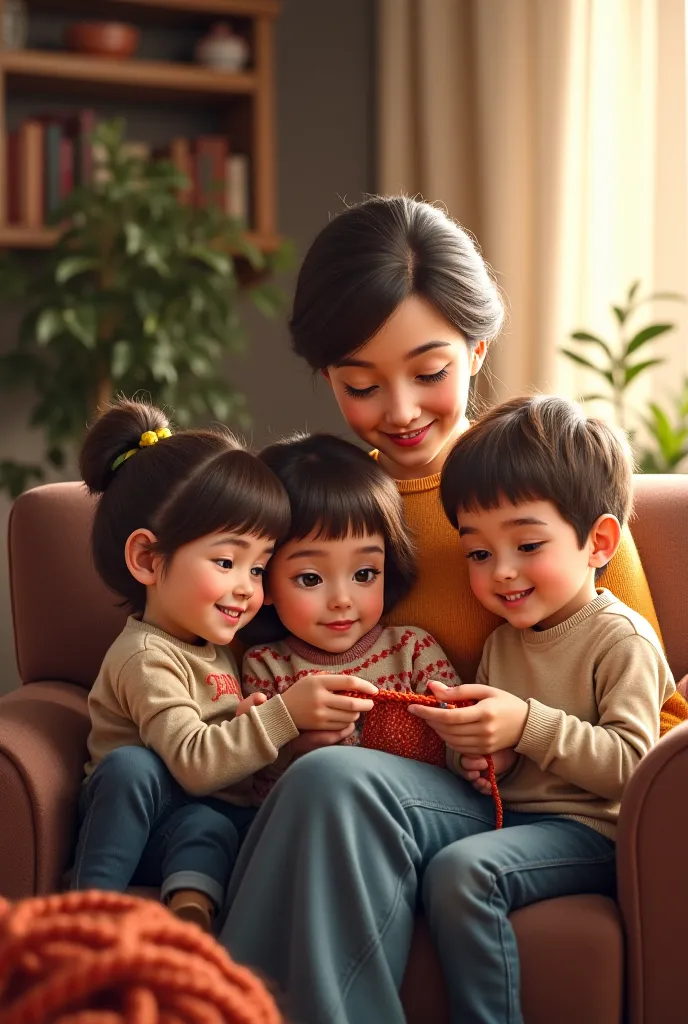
top-left (36, 309), bottom-right (64, 346)
top-left (560, 349), bottom-right (614, 384)
top-left (627, 280), bottom-right (641, 301)
top-left (625, 324), bottom-right (674, 356)
top-left (55, 256), bottom-right (98, 284)
top-left (612, 305), bottom-right (627, 325)
top-left (569, 331), bottom-right (613, 360)
top-left (623, 358), bottom-right (664, 386)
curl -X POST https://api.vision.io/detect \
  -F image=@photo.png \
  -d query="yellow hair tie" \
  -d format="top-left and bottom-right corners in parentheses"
top-left (111, 427), bottom-right (172, 471)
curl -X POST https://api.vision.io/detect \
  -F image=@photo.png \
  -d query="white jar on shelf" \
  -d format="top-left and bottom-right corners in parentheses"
top-left (2, 0), bottom-right (28, 50)
top-left (194, 23), bottom-right (250, 73)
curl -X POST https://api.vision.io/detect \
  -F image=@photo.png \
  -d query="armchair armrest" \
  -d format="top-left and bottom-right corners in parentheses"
top-left (0, 681), bottom-right (89, 898)
top-left (617, 722), bottom-right (688, 1024)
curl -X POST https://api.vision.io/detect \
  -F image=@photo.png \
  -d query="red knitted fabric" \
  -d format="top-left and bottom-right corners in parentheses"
top-left (341, 689), bottom-right (503, 828)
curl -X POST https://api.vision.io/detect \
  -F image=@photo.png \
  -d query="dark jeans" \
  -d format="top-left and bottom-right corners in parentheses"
top-left (220, 746), bottom-right (616, 1024)
top-left (72, 745), bottom-right (256, 908)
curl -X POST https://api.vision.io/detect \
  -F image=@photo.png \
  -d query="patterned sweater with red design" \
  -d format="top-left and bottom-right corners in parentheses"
top-left (242, 624), bottom-right (458, 799)
top-left (85, 616), bottom-right (298, 806)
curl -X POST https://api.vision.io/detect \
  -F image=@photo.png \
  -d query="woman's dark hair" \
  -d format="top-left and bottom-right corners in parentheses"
top-left (80, 399), bottom-right (291, 613)
top-left (239, 433), bottom-right (417, 644)
top-left (289, 195), bottom-right (505, 369)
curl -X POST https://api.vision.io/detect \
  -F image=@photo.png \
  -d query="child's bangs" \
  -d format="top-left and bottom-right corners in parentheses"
top-left (441, 440), bottom-right (554, 527)
top-left (160, 450), bottom-right (291, 549)
top-left (287, 479), bottom-right (385, 543)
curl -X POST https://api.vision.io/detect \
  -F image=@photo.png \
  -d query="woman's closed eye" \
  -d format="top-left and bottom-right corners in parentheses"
top-left (294, 572), bottom-right (323, 588)
top-left (416, 365), bottom-right (449, 384)
top-left (353, 567), bottom-right (382, 584)
top-left (343, 382), bottom-right (377, 399)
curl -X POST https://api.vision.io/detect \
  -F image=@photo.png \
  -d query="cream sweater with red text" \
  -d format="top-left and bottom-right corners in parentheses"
top-left (85, 617), bottom-right (298, 806)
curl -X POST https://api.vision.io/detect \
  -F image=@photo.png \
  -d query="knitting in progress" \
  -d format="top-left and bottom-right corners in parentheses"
top-left (341, 688), bottom-right (504, 828)
top-left (0, 890), bottom-right (283, 1024)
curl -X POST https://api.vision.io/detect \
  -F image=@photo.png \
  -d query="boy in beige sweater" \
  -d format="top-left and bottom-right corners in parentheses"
top-left (406, 394), bottom-right (675, 1023)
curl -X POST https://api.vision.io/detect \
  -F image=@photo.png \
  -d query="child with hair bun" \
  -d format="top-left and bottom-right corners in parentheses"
top-left (71, 399), bottom-right (375, 932)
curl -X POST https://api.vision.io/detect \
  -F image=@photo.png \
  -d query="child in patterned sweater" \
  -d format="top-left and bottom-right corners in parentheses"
top-left (240, 433), bottom-right (470, 795)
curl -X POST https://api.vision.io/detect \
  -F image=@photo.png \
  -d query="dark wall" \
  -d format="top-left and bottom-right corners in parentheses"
top-left (0, 0), bottom-right (376, 691)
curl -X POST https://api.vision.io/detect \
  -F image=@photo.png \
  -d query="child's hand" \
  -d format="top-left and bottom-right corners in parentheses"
top-left (677, 674), bottom-right (688, 699)
top-left (456, 748), bottom-right (517, 795)
top-left (234, 692), bottom-right (268, 718)
top-left (408, 680), bottom-right (529, 754)
top-left (282, 674), bottom-right (377, 731)
top-left (289, 723), bottom-right (356, 758)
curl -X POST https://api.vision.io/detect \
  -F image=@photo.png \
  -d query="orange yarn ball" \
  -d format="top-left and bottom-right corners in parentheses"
top-left (0, 890), bottom-right (283, 1024)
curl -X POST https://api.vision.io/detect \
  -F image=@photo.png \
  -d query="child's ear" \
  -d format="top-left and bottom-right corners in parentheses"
top-left (125, 529), bottom-right (160, 586)
top-left (321, 368), bottom-right (332, 387)
top-left (587, 514), bottom-right (622, 569)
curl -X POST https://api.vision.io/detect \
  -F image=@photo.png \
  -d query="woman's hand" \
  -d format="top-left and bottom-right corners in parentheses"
top-left (234, 692), bottom-right (268, 717)
top-left (408, 680), bottom-right (529, 754)
top-left (282, 674), bottom-right (377, 732)
top-left (455, 748), bottom-right (517, 795)
top-left (289, 723), bottom-right (356, 758)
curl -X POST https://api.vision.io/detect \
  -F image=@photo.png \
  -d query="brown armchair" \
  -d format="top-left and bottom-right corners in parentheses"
top-left (1, 477), bottom-right (687, 1024)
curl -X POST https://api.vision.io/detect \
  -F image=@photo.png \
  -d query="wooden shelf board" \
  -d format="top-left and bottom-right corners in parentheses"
top-left (0, 50), bottom-right (258, 100)
top-left (0, 225), bottom-right (281, 253)
top-left (27, 0), bottom-right (280, 19)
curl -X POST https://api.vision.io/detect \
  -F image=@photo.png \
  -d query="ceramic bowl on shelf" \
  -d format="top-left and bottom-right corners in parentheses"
top-left (64, 22), bottom-right (141, 60)
top-left (194, 23), bottom-right (249, 73)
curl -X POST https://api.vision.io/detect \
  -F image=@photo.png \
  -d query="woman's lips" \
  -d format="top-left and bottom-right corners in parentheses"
top-left (383, 423), bottom-right (433, 447)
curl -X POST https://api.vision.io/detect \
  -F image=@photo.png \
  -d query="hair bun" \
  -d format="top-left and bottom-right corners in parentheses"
top-left (79, 399), bottom-right (170, 494)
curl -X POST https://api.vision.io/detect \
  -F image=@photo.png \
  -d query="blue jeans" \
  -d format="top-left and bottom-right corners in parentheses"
top-left (219, 747), bottom-right (616, 1024)
top-left (72, 746), bottom-right (256, 909)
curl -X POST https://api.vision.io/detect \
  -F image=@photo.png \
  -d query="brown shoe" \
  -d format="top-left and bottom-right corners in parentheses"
top-left (167, 889), bottom-right (214, 932)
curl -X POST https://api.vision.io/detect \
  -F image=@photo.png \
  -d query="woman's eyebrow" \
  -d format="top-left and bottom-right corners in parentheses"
top-left (334, 340), bottom-right (451, 369)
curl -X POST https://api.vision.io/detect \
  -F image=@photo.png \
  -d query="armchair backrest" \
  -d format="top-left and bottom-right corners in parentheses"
top-left (8, 482), bottom-right (126, 688)
top-left (6, 475), bottom-right (688, 689)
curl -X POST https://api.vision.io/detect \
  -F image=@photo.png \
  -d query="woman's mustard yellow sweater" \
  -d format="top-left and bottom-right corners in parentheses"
top-left (383, 472), bottom-right (688, 737)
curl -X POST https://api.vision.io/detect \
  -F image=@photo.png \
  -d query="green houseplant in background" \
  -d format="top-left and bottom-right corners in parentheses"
top-left (0, 118), bottom-right (292, 498)
top-left (561, 280), bottom-right (687, 472)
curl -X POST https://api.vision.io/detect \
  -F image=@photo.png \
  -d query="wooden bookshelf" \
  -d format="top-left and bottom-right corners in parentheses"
top-left (0, 0), bottom-right (281, 246)
top-left (0, 50), bottom-right (258, 99)
top-left (0, 224), bottom-right (281, 251)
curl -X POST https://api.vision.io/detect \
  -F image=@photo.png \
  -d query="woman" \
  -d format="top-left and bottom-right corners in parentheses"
top-left (220, 196), bottom-right (687, 1023)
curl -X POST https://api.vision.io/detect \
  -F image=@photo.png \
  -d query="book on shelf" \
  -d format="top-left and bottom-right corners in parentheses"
top-left (225, 153), bottom-right (249, 223)
top-left (5, 109), bottom-right (97, 228)
top-left (169, 137), bottom-right (194, 205)
top-left (18, 120), bottom-right (44, 229)
top-left (195, 135), bottom-right (228, 210)
top-left (5, 123), bottom-right (252, 233)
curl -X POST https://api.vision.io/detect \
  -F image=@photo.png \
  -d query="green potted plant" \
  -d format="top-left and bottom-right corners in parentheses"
top-left (0, 118), bottom-right (292, 497)
top-left (561, 281), bottom-right (687, 471)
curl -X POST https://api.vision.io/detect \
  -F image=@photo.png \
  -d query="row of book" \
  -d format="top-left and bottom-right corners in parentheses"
top-left (5, 111), bottom-right (251, 229)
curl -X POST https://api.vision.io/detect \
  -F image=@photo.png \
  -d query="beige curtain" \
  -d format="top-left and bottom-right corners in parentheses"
top-left (377, 0), bottom-right (688, 418)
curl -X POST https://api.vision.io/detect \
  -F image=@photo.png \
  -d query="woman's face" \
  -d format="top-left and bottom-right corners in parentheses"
top-left (325, 296), bottom-right (487, 479)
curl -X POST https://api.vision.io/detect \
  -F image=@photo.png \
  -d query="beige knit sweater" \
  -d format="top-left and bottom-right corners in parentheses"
top-left (85, 617), bottom-right (298, 806)
top-left (446, 589), bottom-right (675, 839)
